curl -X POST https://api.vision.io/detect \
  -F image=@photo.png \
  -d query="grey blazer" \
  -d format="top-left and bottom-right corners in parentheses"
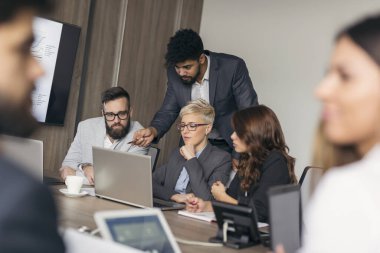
top-left (153, 143), bottom-right (231, 201)
top-left (150, 50), bottom-right (258, 157)
top-left (62, 117), bottom-right (148, 170)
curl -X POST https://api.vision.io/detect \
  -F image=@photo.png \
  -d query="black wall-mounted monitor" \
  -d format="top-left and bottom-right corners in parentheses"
top-left (31, 17), bottom-right (81, 125)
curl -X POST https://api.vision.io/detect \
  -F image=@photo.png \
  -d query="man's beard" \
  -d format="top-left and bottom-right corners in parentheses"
top-left (179, 65), bottom-right (201, 85)
top-left (105, 118), bottom-right (130, 140)
top-left (0, 95), bottom-right (38, 138)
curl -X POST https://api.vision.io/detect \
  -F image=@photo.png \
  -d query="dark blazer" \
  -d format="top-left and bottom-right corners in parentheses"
top-left (0, 156), bottom-right (65, 253)
top-left (150, 51), bottom-right (258, 156)
top-left (153, 143), bottom-right (231, 201)
top-left (227, 150), bottom-right (292, 223)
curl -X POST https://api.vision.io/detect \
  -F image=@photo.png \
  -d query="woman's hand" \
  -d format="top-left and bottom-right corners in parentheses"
top-left (185, 197), bottom-right (211, 212)
top-left (179, 144), bottom-right (196, 160)
top-left (211, 181), bottom-right (227, 201)
top-left (170, 193), bottom-right (194, 203)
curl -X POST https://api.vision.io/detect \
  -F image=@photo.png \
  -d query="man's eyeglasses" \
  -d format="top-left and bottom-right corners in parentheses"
top-left (103, 111), bottom-right (129, 121)
top-left (177, 122), bottom-right (208, 131)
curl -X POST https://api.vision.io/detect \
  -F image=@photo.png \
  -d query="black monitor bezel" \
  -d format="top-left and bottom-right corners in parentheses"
top-left (267, 184), bottom-right (302, 251)
top-left (35, 17), bottom-right (81, 126)
top-left (211, 201), bottom-right (261, 249)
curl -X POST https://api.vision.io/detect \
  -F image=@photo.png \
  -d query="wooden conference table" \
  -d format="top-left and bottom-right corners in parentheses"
top-left (52, 185), bottom-right (268, 253)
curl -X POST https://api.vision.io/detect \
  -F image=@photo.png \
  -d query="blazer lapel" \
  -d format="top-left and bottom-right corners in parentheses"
top-left (208, 52), bottom-right (219, 106)
top-left (186, 143), bottom-right (212, 193)
top-left (182, 82), bottom-right (192, 104)
top-left (96, 119), bottom-right (107, 147)
top-left (168, 151), bottom-right (187, 189)
top-left (197, 142), bottom-right (212, 165)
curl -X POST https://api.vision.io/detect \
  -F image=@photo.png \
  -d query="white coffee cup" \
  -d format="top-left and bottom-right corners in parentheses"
top-left (65, 175), bottom-right (83, 194)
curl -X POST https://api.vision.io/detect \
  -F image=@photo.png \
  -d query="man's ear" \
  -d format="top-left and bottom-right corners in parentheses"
top-left (199, 53), bottom-right (206, 64)
top-left (129, 107), bottom-right (133, 117)
top-left (101, 102), bottom-right (106, 116)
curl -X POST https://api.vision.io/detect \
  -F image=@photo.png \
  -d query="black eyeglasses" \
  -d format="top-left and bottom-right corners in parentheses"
top-left (103, 110), bottom-right (129, 121)
top-left (177, 122), bottom-right (208, 131)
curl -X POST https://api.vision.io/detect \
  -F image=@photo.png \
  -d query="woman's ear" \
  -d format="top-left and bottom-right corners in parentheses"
top-left (206, 124), bottom-right (213, 134)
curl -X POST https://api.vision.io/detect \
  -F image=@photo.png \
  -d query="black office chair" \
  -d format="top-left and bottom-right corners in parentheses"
top-left (298, 166), bottom-right (323, 186)
top-left (299, 166), bottom-right (323, 211)
top-left (148, 146), bottom-right (160, 172)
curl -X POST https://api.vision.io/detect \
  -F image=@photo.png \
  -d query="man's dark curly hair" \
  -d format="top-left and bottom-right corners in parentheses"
top-left (165, 29), bottom-right (204, 66)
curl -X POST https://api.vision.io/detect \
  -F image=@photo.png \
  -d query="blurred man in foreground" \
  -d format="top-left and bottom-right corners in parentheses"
top-left (0, 0), bottom-right (65, 252)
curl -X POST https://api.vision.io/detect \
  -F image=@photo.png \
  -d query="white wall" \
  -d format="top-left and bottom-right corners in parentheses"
top-left (200, 0), bottom-right (380, 177)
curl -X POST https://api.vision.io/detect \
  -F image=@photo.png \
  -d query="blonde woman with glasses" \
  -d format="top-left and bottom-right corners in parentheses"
top-left (152, 99), bottom-right (231, 203)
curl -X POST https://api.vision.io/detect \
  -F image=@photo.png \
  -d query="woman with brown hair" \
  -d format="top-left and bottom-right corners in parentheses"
top-left (296, 14), bottom-right (380, 253)
top-left (276, 14), bottom-right (380, 253)
top-left (186, 105), bottom-right (297, 222)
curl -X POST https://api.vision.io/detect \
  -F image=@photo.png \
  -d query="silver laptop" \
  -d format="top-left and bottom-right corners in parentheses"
top-left (92, 147), bottom-right (184, 210)
top-left (0, 135), bottom-right (43, 181)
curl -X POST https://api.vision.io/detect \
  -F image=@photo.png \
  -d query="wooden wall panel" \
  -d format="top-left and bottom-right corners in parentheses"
top-left (179, 0), bottom-right (204, 29)
top-left (117, 0), bottom-right (204, 167)
top-left (31, 0), bottom-right (92, 178)
top-left (117, 0), bottom-right (179, 167)
top-left (79, 0), bottom-right (127, 120)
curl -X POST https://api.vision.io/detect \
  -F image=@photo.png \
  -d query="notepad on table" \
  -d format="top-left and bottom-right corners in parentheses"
top-left (178, 210), bottom-right (216, 222)
top-left (178, 210), bottom-right (269, 228)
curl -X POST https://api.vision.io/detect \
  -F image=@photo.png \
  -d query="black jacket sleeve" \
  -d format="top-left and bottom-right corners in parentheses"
top-left (238, 152), bottom-right (291, 223)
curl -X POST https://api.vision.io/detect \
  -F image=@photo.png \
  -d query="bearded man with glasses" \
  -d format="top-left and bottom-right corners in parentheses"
top-left (59, 86), bottom-right (148, 185)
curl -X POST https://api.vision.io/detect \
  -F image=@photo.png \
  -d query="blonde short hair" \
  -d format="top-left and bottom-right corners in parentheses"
top-left (179, 99), bottom-right (215, 124)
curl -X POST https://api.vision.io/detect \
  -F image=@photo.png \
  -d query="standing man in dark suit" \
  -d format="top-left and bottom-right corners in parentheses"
top-left (0, 0), bottom-right (65, 252)
top-left (133, 29), bottom-right (258, 160)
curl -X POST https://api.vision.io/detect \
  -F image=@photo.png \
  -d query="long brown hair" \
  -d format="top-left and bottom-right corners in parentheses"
top-left (232, 105), bottom-right (297, 191)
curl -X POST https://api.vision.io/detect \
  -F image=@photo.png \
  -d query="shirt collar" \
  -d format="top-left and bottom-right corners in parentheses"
top-left (203, 54), bottom-right (210, 81)
top-left (196, 55), bottom-right (210, 85)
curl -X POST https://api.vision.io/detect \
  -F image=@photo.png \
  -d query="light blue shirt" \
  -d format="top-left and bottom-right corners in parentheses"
top-left (174, 146), bottom-right (206, 194)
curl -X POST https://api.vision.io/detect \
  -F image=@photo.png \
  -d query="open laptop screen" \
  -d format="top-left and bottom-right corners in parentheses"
top-left (268, 185), bottom-right (301, 253)
top-left (105, 215), bottom-right (175, 253)
top-left (95, 209), bottom-right (181, 253)
top-left (1, 135), bottom-right (43, 181)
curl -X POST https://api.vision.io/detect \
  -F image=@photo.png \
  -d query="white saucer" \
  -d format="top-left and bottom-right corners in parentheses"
top-left (59, 188), bottom-right (88, 198)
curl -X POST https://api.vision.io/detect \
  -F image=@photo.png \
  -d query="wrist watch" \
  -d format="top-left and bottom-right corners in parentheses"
top-left (80, 163), bottom-right (92, 170)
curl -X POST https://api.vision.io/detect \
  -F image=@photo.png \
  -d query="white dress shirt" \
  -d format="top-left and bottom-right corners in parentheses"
top-left (299, 144), bottom-right (380, 253)
top-left (190, 55), bottom-right (222, 140)
top-left (191, 55), bottom-right (210, 102)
